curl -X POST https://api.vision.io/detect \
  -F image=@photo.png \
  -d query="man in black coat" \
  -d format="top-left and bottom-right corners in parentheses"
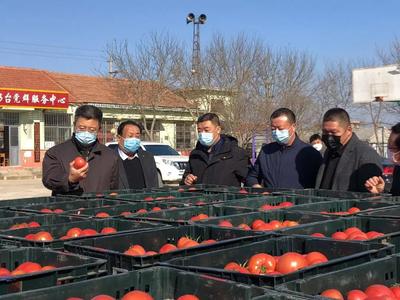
top-left (115, 120), bottom-right (159, 189)
top-left (42, 105), bottom-right (119, 195)
top-left (316, 108), bottom-right (382, 192)
top-left (365, 122), bottom-right (400, 195)
top-left (181, 113), bottom-right (249, 187)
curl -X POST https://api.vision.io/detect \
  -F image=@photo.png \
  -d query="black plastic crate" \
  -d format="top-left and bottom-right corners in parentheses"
top-left (9, 198), bottom-right (128, 214)
top-left (0, 247), bottom-right (107, 295)
top-left (165, 193), bottom-right (262, 207)
top-left (284, 199), bottom-right (396, 216)
top-left (215, 194), bottom-right (337, 212)
top-left (67, 202), bottom-right (187, 218)
top-left (197, 211), bottom-right (333, 233)
top-left (0, 219), bottom-right (164, 249)
top-left (0, 266), bottom-right (286, 300)
top-left (106, 190), bottom-right (203, 202)
top-left (288, 188), bottom-right (382, 200)
top-left (0, 209), bottom-right (35, 219)
top-left (0, 196), bottom-right (77, 209)
top-left (163, 235), bottom-right (394, 287)
top-left (276, 254), bottom-right (400, 299)
top-left (0, 214), bottom-right (85, 231)
top-left (64, 225), bottom-right (272, 271)
top-left (127, 205), bottom-right (254, 225)
top-left (359, 205), bottom-right (400, 219)
top-left (280, 216), bottom-right (400, 252)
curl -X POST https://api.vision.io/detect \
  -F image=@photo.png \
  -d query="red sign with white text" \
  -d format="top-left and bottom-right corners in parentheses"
top-left (0, 88), bottom-right (69, 109)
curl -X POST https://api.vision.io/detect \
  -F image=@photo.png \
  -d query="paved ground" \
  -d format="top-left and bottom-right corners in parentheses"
top-left (0, 178), bottom-right (51, 200)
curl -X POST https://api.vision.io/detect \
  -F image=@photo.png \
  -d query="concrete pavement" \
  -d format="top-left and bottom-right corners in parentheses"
top-left (0, 178), bottom-right (51, 200)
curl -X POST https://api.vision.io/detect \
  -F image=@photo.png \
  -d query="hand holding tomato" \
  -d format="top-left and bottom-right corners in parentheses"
top-left (69, 157), bottom-right (89, 183)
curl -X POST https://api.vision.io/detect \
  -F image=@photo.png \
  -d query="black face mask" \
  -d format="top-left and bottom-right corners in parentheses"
top-left (322, 134), bottom-right (342, 152)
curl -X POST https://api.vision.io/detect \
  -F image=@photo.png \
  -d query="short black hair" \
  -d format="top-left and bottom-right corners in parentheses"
top-left (323, 108), bottom-right (351, 127)
top-left (309, 134), bottom-right (322, 143)
top-left (75, 105), bottom-right (103, 123)
top-left (117, 120), bottom-right (143, 136)
top-left (197, 113), bottom-right (220, 126)
top-left (270, 108), bottom-right (296, 124)
top-left (392, 122), bottom-right (400, 149)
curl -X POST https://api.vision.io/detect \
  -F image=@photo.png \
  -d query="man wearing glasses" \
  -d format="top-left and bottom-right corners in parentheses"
top-left (42, 105), bottom-right (119, 195)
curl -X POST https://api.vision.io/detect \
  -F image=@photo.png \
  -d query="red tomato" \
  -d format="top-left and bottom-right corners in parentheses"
top-left (305, 252), bottom-right (328, 265)
top-left (177, 237), bottom-right (191, 249)
top-left (224, 262), bottom-right (241, 271)
top-left (28, 221), bottom-right (40, 228)
top-left (95, 212), bottom-right (110, 218)
top-left (311, 233), bottom-right (325, 237)
top-left (365, 284), bottom-right (396, 298)
top-left (67, 227), bottom-right (83, 238)
top-left (91, 295), bottom-right (116, 300)
top-left (238, 189), bottom-right (248, 194)
top-left (190, 214), bottom-right (209, 221)
top-left (320, 289), bottom-right (344, 300)
top-left (53, 209), bottom-right (64, 214)
top-left (100, 227), bottom-right (117, 234)
top-left (17, 262), bottom-right (42, 273)
top-left (120, 211), bottom-right (133, 216)
top-left (347, 207), bottom-right (361, 214)
top-left (255, 223), bottom-right (274, 231)
top-left (275, 252), bottom-right (308, 274)
top-left (121, 290), bottom-right (154, 300)
top-left (366, 231), bottom-right (385, 239)
top-left (177, 295), bottom-right (200, 300)
top-left (201, 239), bottom-right (216, 245)
top-left (34, 231), bottom-right (54, 241)
top-left (248, 253), bottom-right (276, 274)
top-left (144, 197), bottom-right (154, 201)
top-left (40, 208), bottom-right (53, 213)
top-left (11, 269), bottom-right (26, 276)
top-left (25, 233), bottom-right (36, 240)
top-left (180, 239), bottom-right (199, 249)
top-left (236, 266), bottom-right (251, 274)
top-left (331, 232), bottom-right (348, 240)
top-left (41, 265), bottom-right (56, 271)
top-left (178, 188), bottom-right (185, 192)
top-left (136, 209), bottom-right (148, 214)
top-left (346, 289), bottom-right (367, 300)
top-left (195, 201), bottom-right (207, 206)
top-left (347, 232), bottom-right (368, 241)
top-left (344, 227), bottom-right (362, 236)
top-left (80, 229), bottom-right (98, 236)
top-left (269, 220), bottom-right (282, 230)
top-left (60, 235), bottom-right (71, 240)
top-left (260, 204), bottom-right (275, 211)
top-left (145, 251), bottom-right (158, 256)
top-left (0, 268), bottom-right (10, 276)
top-left (218, 220), bottom-right (233, 228)
top-left (237, 223), bottom-right (251, 230)
top-left (128, 245), bottom-right (146, 255)
top-left (251, 219), bottom-right (266, 230)
top-left (281, 220), bottom-right (299, 227)
top-left (73, 157), bottom-right (87, 169)
top-left (279, 201), bottom-right (294, 207)
top-left (159, 243), bottom-right (177, 254)
top-left (151, 207), bottom-right (162, 211)
top-left (390, 286), bottom-right (400, 299)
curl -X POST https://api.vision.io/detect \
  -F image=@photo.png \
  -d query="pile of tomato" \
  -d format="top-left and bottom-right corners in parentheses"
top-left (321, 284), bottom-right (400, 299)
top-left (215, 218), bottom-right (299, 231)
top-left (66, 290), bottom-right (199, 300)
top-left (23, 226), bottom-right (118, 241)
top-left (310, 226), bottom-right (385, 241)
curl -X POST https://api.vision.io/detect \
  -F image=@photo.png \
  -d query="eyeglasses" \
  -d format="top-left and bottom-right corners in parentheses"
top-left (75, 126), bottom-right (98, 134)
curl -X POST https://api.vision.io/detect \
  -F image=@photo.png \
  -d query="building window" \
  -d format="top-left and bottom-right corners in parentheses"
top-left (44, 112), bottom-right (71, 145)
top-left (176, 121), bottom-right (193, 150)
top-left (0, 112), bottom-right (19, 126)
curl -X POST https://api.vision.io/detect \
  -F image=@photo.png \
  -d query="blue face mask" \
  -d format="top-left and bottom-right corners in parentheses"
top-left (124, 137), bottom-right (141, 153)
top-left (75, 131), bottom-right (97, 146)
top-left (272, 129), bottom-right (290, 145)
top-left (198, 132), bottom-right (214, 147)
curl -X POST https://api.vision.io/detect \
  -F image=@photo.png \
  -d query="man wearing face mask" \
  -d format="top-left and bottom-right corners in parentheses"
top-left (42, 105), bottom-right (119, 195)
top-left (181, 113), bottom-right (249, 187)
top-left (115, 120), bottom-right (159, 189)
top-left (365, 122), bottom-right (400, 196)
top-left (316, 108), bottom-right (382, 192)
top-left (246, 108), bottom-right (322, 189)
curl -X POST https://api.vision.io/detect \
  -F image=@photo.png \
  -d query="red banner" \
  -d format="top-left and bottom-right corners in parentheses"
top-left (0, 88), bottom-right (69, 109)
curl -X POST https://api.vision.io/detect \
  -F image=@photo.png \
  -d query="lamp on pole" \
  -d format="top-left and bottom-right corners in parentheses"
top-left (186, 13), bottom-right (207, 86)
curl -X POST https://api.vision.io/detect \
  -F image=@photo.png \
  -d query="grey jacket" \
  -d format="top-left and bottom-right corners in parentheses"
top-left (114, 147), bottom-right (160, 189)
top-left (315, 133), bottom-right (382, 192)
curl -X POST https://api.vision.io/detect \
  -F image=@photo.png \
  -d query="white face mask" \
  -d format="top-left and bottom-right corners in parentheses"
top-left (388, 148), bottom-right (400, 165)
top-left (312, 143), bottom-right (323, 152)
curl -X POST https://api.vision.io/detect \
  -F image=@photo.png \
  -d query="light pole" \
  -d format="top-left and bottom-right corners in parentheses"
top-left (186, 13), bottom-right (207, 86)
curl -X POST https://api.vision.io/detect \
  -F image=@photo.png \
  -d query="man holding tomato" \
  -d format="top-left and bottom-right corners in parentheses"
top-left (42, 105), bottom-right (119, 195)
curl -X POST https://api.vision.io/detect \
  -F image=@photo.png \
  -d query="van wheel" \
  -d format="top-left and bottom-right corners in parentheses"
top-left (157, 171), bottom-right (163, 187)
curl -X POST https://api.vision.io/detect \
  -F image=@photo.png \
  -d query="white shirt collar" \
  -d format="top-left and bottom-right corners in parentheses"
top-left (118, 148), bottom-right (138, 160)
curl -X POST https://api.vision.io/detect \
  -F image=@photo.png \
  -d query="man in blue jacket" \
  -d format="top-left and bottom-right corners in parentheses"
top-left (246, 108), bottom-right (322, 189)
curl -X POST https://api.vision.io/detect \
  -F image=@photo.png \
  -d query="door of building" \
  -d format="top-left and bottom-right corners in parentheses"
top-left (8, 126), bottom-right (19, 166)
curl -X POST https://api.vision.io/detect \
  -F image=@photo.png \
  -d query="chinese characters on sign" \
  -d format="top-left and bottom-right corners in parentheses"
top-left (0, 88), bottom-right (69, 109)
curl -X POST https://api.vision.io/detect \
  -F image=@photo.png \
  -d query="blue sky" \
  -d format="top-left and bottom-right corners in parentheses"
top-left (0, 0), bottom-right (399, 75)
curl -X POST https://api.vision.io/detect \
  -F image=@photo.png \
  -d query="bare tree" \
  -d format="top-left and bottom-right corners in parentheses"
top-left (106, 33), bottom-right (186, 140)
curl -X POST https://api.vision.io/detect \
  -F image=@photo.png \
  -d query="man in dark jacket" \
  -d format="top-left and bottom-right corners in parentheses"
top-left (114, 120), bottom-right (159, 189)
top-left (42, 105), bottom-right (119, 195)
top-left (181, 113), bottom-right (248, 187)
top-left (365, 122), bottom-right (400, 195)
top-left (246, 108), bottom-right (322, 189)
top-left (316, 108), bottom-right (382, 192)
